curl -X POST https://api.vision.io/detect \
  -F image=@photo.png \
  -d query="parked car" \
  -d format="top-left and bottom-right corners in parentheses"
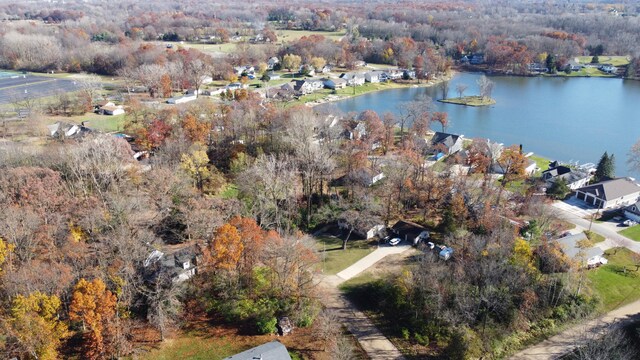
top-left (388, 237), bottom-right (402, 246)
top-left (623, 219), bottom-right (637, 227)
top-left (426, 241), bottom-right (435, 250)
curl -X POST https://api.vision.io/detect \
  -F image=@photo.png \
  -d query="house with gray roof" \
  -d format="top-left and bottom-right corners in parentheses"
top-left (223, 341), bottom-right (291, 360)
top-left (624, 201), bottom-right (640, 223)
top-left (541, 162), bottom-right (591, 190)
top-left (556, 232), bottom-right (608, 268)
top-left (575, 178), bottom-right (640, 209)
top-left (431, 131), bottom-right (463, 156)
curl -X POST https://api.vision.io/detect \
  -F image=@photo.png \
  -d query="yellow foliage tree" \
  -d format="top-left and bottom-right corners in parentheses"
top-left (69, 278), bottom-right (118, 360)
top-left (210, 223), bottom-right (244, 270)
top-left (181, 145), bottom-right (225, 194)
top-left (10, 292), bottom-right (69, 360)
top-left (282, 54), bottom-right (302, 72)
top-left (310, 57), bottom-right (326, 72)
top-left (0, 237), bottom-right (14, 273)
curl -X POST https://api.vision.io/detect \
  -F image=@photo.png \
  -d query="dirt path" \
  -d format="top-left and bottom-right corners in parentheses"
top-left (511, 298), bottom-right (640, 359)
top-left (319, 245), bottom-right (415, 360)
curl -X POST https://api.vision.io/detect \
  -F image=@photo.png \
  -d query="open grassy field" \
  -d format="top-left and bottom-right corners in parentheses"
top-left (587, 248), bottom-right (640, 312)
top-left (315, 234), bottom-right (375, 275)
top-left (576, 55), bottom-right (630, 66)
top-left (137, 333), bottom-right (244, 360)
top-left (47, 113), bottom-right (126, 133)
top-left (277, 29), bottom-right (345, 42)
top-left (620, 225), bottom-right (640, 242)
top-left (439, 95), bottom-right (496, 106)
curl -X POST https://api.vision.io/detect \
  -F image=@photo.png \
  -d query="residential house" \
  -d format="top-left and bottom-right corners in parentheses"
top-left (143, 247), bottom-right (199, 283)
top-left (574, 178), bottom-right (640, 209)
top-left (624, 201), bottom-right (640, 223)
top-left (528, 63), bottom-right (549, 73)
top-left (226, 82), bottom-right (248, 91)
top-left (391, 220), bottom-right (430, 246)
top-left (94, 100), bottom-right (115, 111)
top-left (267, 72), bottom-right (281, 80)
top-left (365, 71), bottom-right (384, 83)
top-left (267, 57), bottom-right (279, 70)
top-left (298, 64), bottom-right (315, 76)
top-left (323, 77), bottom-right (347, 90)
top-left (100, 105), bottom-right (125, 116)
top-left (223, 341), bottom-right (291, 360)
top-left (599, 64), bottom-right (617, 74)
top-left (47, 122), bottom-right (93, 139)
top-left (293, 79), bottom-right (324, 95)
top-left (167, 92), bottom-right (198, 104)
top-left (555, 232), bottom-right (608, 268)
top-left (541, 161), bottom-right (591, 190)
top-left (431, 131), bottom-right (464, 156)
top-left (352, 60), bottom-right (366, 67)
top-left (321, 65), bottom-right (332, 73)
top-left (469, 54), bottom-right (485, 65)
top-left (337, 220), bottom-right (385, 239)
top-left (340, 72), bottom-right (365, 86)
top-left (384, 70), bottom-right (403, 80)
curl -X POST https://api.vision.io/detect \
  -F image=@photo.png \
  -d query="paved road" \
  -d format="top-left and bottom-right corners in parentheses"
top-left (0, 74), bottom-right (84, 105)
top-left (511, 299), bottom-right (640, 359)
top-left (550, 201), bottom-right (640, 253)
top-left (320, 243), bottom-right (413, 360)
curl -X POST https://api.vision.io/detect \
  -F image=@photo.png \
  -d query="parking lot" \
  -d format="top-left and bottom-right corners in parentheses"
top-left (0, 73), bottom-right (83, 105)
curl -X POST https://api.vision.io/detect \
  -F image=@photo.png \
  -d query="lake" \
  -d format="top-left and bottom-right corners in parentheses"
top-left (320, 73), bottom-right (640, 178)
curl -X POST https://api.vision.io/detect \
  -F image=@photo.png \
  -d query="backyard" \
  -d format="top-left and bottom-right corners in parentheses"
top-left (314, 230), bottom-right (376, 275)
top-left (588, 247), bottom-right (640, 312)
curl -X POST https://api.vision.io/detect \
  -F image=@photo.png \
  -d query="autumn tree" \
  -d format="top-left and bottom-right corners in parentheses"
top-left (209, 223), bottom-right (244, 271)
top-left (181, 113), bottom-right (211, 144)
top-left (381, 112), bottom-right (396, 155)
top-left (160, 74), bottom-right (172, 98)
top-left (282, 54), bottom-right (302, 72)
top-left (180, 144), bottom-right (224, 194)
top-left (8, 292), bottom-right (69, 360)
top-left (496, 145), bottom-right (527, 205)
top-left (69, 278), bottom-right (119, 360)
top-left (0, 237), bottom-right (14, 273)
top-left (432, 112), bottom-right (449, 132)
top-left (310, 56), bottom-right (326, 72)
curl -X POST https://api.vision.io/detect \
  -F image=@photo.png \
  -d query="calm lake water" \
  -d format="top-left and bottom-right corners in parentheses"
top-left (320, 72), bottom-right (640, 178)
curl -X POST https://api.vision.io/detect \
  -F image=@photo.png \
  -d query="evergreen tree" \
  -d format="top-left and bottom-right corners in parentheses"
top-left (547, 178), bottom-right (571, 200)
top-left (625, 62), bottom-right (635, 78)
top-left (591, 55), bottom-right (600, 64)
top-left (594, 152), bottom-right (615, 182)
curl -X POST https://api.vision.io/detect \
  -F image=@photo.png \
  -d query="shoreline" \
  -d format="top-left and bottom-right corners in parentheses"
top-left (306, 71), bottom-right (456, 108)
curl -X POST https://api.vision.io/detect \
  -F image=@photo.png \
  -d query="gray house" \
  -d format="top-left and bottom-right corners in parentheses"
top-left (624, 201), bottom-right (640, 223)
top-left (431, 131), bottom-right (464, 156)
top-left (323, 77), bottom-right (347, 89)
top-left (224, 341), bottom-right (291, 360)
top-left (575, 178), bottom-right (640, 209)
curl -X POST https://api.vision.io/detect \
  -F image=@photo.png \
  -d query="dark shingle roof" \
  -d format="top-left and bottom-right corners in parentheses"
top-left (431, 132), bottom-right (461, 148)
top-left (223, 341), bottom-right (291, 360)
top-left (577, 178), bottom-right (640, 201)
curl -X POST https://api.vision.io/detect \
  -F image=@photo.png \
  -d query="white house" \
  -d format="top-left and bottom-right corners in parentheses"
top-left (293, 79), bottom-right (324, 95)
top-left (267, 57), bottom-right (279, 70)
top-left (100, 105), bottom-right (125, 116)
top-left (541, 162), bottom-right (591, 190)
top-left (575, 178), bottom-right (640, 209)
top-left (226, 82), bottom-right (248, 91)
top-left (365, 71), bottom-right (383, 83)
top-left (340, 72), bottom-right (365, 86)
top-left (167, 93), bottom-right (197, 104)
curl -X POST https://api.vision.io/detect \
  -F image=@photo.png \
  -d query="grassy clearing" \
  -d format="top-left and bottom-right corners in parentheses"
top-left (137, 333), bottom-right (243, 360)
top-left (529, 154), bottom-right (550, 172)
top-left (576, 55), bottom-right (630, 67)
top-left (277, 29), bottom-right (345, 42)
top-left (219, 184), bottom-right (239, 199)
top-left (439, 95), bottom-right (495, 106)
top-left (620, 225), bottom-right (640, 242)
top-left (315, 234), bottom-right (374, 275)
top-left (584, 230), bottom-right (605, 244)
top-left (47, 113), bottom-right (126, 133)
top-left (588, 248), bottom-right (640, 312)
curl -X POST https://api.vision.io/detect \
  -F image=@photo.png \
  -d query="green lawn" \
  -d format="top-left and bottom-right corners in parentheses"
top-left (439, 95), bottom-right (495, 106)
top-left (576, 55), bottom-right (630, 67)
top-left (315, 234), bottom-right (374, 275)
top-left (529, 154), bottom-right (550, 172)
top-left (620, 225), bottom-right (640, 242)
top-left (584, 230), bottom-right (605, 244)
top-left (137, 334), bottom-right (243, 360)
top-left (48, 113), bottom-right (126, 133)
top-left (587, 248), bottom-right (640, 312)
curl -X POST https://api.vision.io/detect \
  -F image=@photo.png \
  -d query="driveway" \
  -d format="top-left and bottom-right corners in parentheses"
top-left (550, 200), bottom-right (640, 253)
top-left (552, 197), bottom-right (599, 219)
top-left (319, 243), bottom-right (413, 360)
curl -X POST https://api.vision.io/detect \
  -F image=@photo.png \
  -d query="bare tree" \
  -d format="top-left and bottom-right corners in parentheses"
top-left (456, 83), bottom-right (468, 98)
top-left (477, 75), bottom-right (495, 99)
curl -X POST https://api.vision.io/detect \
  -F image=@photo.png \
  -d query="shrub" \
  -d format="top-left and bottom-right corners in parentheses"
top-left (256, 315), bottom-right (278, 334)
top-left (401, 328), bottom-right (410, 340)
top-left (414, 332), bottom-right (429, 346)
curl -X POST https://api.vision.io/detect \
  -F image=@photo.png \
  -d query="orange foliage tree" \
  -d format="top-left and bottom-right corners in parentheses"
top-left (182, 113), bottom-right (211, 144)
top-left (69, 278), bottom-right (118, 360)
top-left (208, 223), bottom-right (244, 271)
